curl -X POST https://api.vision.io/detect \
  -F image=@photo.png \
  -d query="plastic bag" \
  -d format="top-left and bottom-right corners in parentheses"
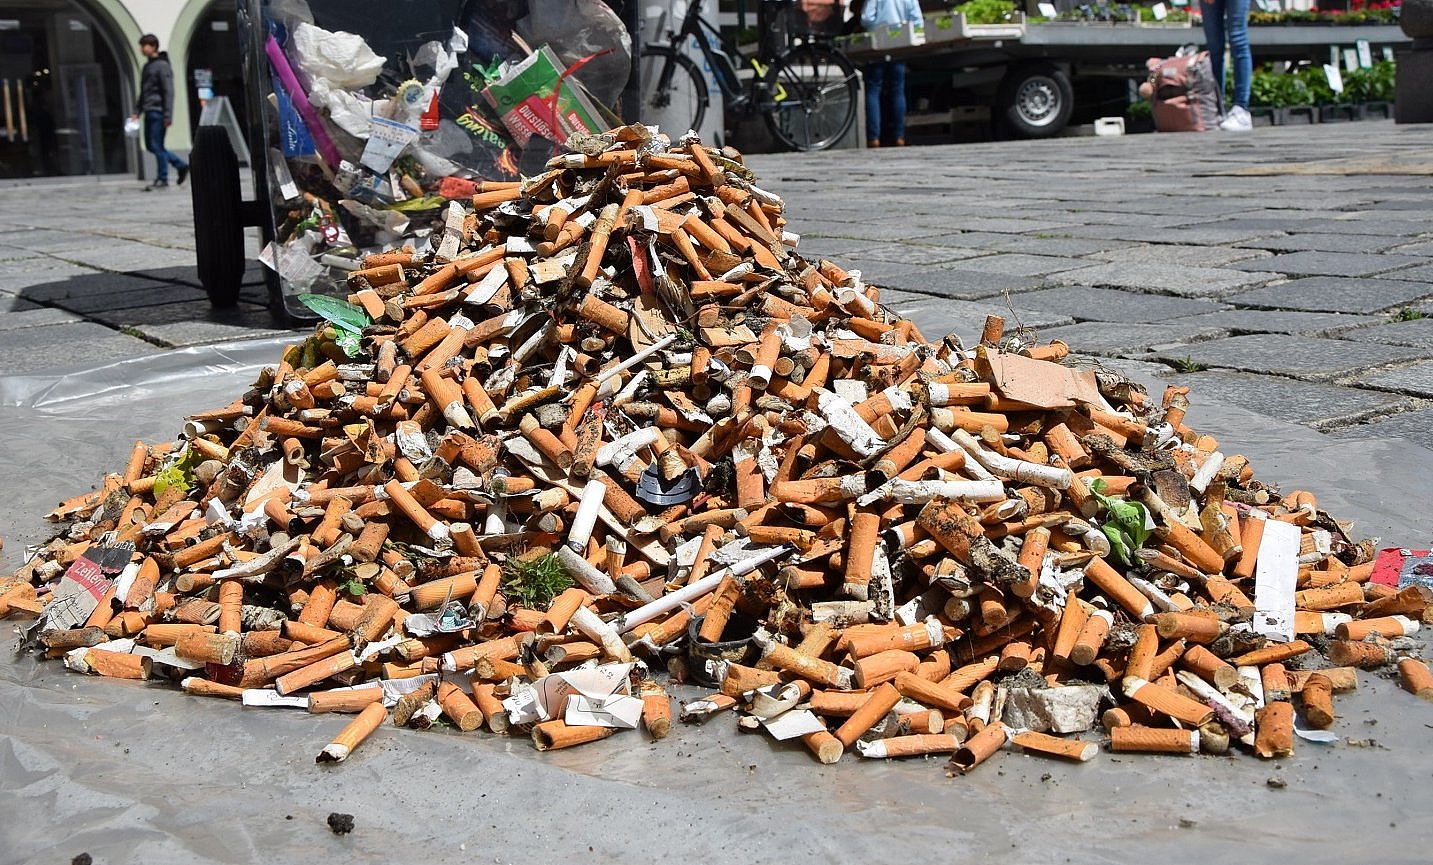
top-left (124, 115), bottom-right (141, 138)
top-left (515, 0), bottom-right (632, 105)
top-left (290, 22), bottom-right (386, 92)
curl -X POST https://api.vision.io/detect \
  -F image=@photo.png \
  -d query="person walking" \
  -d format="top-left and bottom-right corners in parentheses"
top-left (1201, 0), bottom-right (1253, 131)
top-left (860, 0), bottom-right (922, 147)
top-left (132, 34), bottom-right (189, 189)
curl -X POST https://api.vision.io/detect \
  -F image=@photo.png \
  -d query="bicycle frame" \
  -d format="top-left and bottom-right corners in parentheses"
top-left (662, 0), bottom-right (786, 106)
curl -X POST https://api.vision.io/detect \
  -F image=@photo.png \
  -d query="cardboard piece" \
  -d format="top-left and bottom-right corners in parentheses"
top-left (1253, 518), bottom-right (1300, 642)
top-left (978, 350), bottom-right (1104, 410)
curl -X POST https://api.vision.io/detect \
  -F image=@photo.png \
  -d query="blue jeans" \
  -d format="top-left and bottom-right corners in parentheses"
top-left (143, 109), bottom-right (186, 181)
top-left (863, 60), bottom-right (907, 144)
top-left (1202, 0), bottom-right (1252, 111)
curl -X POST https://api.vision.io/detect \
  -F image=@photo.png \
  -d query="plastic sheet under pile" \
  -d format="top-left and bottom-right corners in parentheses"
top-left (4, 128), bottom-right (1433, 787)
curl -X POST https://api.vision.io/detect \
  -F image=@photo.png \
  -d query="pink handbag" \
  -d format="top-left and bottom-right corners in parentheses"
top-left (1145, 51), bottom-right (1221, 133)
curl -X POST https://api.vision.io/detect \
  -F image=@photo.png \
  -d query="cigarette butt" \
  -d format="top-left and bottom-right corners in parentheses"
top-left (834, 682), bottom-right (903, 747)
top-left (853, 649), bottom-right (921, 689)
top-left (1327, 639), bottom-right (1395, 669)
top-left (640, 680), bottom-right (673, 739)
top-left (950, 720), bottom-right (1009, 773)
top-left (858, 734), bottom-right (961, 759)
top-left (1124, 677), bottom-right (1214, 727)
top-left (1398, 658), bottom-right (1433, 702)
top-left (218, 579), bottom-right (243, 635)
top-left (801, 729), bottom-right (844, 764)
top-left (540, 587), bottom-right (590, 635)
top-left (1300, 672), bottom-right (1335, 730)
top-left (175, 631), bottom-right (241, 665)
top-left (436, 681), bottom-right (485, 731)
top-left (317, 702), bottom-right (388, 763)
top-left (1068, 610), bottom-right (1113, 666)
top-left (275, 650), bottom-right (357, 696)
top-left (308, 686), bottom-right (384, 714)
top-left (1052, 599), bottom-right (1091, 663)
top-left (1254, 701), bottom-right (1294, 759)
top-left (1181, 644), bottom-right (1239, 690)
top-left (1335, 615), bottom-right (1418, 641)
top-left (1011, 730), bottom-right (1098, 762)
top-left (533, 720), bottom-right (617, 751)
top-left (893, 671), bottom-right (972, 713)
top-left (1152, 611), bottom-right (1225, 644)
top-left (760, 639), bottom-right (854, 689)
top-left (1231, 640), bottom-right (1312, 668)
top-left (85, 649), bottom-right (153, 680)
top-left (1109, 725), bottom-right (1199, 755)
top-left (1085, 557), bottom-right (1155, 620)
top-left (182, 677), bottom-right (246, 699)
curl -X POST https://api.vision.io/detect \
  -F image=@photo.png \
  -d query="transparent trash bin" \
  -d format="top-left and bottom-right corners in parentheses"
top-left (190, 0), bottom-right (635, 323)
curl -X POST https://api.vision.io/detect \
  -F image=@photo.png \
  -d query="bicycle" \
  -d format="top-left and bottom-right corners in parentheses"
top-left (639, 0), bottom-right (860, 152)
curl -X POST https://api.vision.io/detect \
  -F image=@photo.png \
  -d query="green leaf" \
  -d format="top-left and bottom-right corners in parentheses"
top-left (339, 578), bottom-right (367, 597)
top-left (1102, 524), bottom-right (1133, 566)
top-left (152, 446), bottom-right (207, 497)
top-left (297, 293), bottom-right (371, 334)
top-left (334, 329), bottom-right (363, 359)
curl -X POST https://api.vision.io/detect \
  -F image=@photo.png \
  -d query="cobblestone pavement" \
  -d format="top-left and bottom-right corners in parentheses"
top-left (1, 122), bottom-right (1430, 453)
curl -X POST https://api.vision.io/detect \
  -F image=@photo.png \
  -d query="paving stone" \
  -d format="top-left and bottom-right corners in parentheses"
top-left (1165, 309), bottom-right (1380, 335)
top-left (951, 253), bottom-right (1091, 277)
top-left (1325, 407), bottom-right (1433, 452)
top-left (876, 267), bottom-right (1047, 300)
top-left (0, 321), bottom-right (155, 374)
top-left (16, 273), bottom-right (185, 305)
top-left (1091, 244), bottom-right (1272, 268)
top-left (1352, 361), bottom-right (1433, 397)
top-left (980, 236), bottom-right (1122, 257)
top-left (896, 297), bottom-right (1073, 343)
top-left (1375, 264), bottom-right (1433, 283)
top-left (1033, 321), bottom-right (1228, 356)
top-left (1052, 262), bottom-right (1278, 297)
top-left (1340, 317), bottom-right (1433, 348)
top-left (931, 216), bottom-right (1077, 235)
top-left (50, 283), bottom-right (209, 315)
top-left (0, 307), bottom-right (81, 331)
top-left (1150, 334), bottom-right (1431, 381)
top-left (1159, 370), bottom-right (1414, 426)
top-left (1225, 277), bottom-right (1433, 314)
top-left (1289, 217), bottom-right (1433, 237)
top-left (1386, 240), bottom-right (1433, 256)
top-left (0, 293), bottom-right (40, 313)
top-left (1005, 286), bottom-right (1224, 323)
top-left (88, 301), bottom-right (291, 348)
top-left (1230, 251), bottom-right (1425, 277)
top-left (1233, 232), bottom-right (1409, 254)
top-left (848, 243), bottom-right (988, 265)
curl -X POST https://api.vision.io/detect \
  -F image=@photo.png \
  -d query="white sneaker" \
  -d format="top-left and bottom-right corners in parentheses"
top-left (1219, 105), bottom-right (1253, 132)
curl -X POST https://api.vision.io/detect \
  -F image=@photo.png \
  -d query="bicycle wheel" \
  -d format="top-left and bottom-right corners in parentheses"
top-left (639, 44), bottom-right (709, 137)
top-left (761, 43), bottom-right (859, 152)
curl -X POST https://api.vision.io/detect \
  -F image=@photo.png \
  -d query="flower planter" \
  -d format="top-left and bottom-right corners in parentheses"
top-left (1363, 100), bottom-right (1394, 118)
top-left (1318, 102), bottom-right (1365, 122)
top-left (1280, 104), bottom-right (1320, 123)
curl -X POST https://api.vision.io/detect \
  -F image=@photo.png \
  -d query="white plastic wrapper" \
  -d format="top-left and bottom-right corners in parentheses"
top-left (290, 22), bottom-right (385, 92)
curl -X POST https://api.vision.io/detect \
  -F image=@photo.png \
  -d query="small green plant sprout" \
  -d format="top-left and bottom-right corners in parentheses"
top-left (502, 552), bottom-right (574, 611)
top-left (1090, 478), bottom-right (1152, 566)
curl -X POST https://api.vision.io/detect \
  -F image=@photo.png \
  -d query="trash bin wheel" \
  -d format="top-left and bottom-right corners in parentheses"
top-left (191, 125), bottom-right (245, 308)
top-left (997, 63), bottom-right (1073, 139)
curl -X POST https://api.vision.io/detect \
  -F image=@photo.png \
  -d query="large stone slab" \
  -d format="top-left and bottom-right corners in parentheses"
top-left (1352, 361), bottom-right (1433, 397)
top-left (1008, 285), bottom-right (1224, 323)
top-left (953, 253), bottom-right (1091, 276)
top-left (49, 283), bottom-right (209, 315)
top-left (1341, 317), bottom-right (1433, 348)
top-left (1160, 369), bottom-right (1415, 427)
top-left (1091, 244), bottom-right (1271, 268)
top-left (876, 267), bottom-right (1047, 300)
top-left (1166, 309), bottom-right (1381, 335)
top-left (1233, 233), bottom-right (1410, 254)
top-left (1325, 407), bottom-right (1433, 452)
top-left (1376, 264), bottom-right (1433, 283)
top-left (1150, 334), bottom-right (1431, 381)
top-left (979, 235), bottom-right (1123, 257)
top-left (0, 321), bottom-right (155, 374)
top-left (1231, 251), bottom-right (1426, 277)
top-left (845, 243), bottom-right (988, 265)
top-left (1052, 262), bottom-right (1278, 297)
top-left (0, 307), bottom-right (81, 332)
top-left (89, 301), bottom-right (291, 349)
top-left (1225, 277), bottom-right (1433, 314)
top-left (1033, 321), bottom-right (1228, 356)
top-left (895, 297), bottom-right (1073, 342)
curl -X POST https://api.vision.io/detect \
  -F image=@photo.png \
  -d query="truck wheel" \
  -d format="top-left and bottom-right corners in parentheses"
top-left (997, 64), bottom-right (1073, 138)
top-left (190, 125), bottom-right (244, 308)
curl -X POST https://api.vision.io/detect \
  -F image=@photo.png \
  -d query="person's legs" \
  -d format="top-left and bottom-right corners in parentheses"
top-left (1200, 0), bottom-right (1228, 114)
top-left (1225, 0), bottom-right (1252, 109)
top-left (864, 62), bottom-right (885, 146)
top-left (143, 109), bottom-right (168, 182)
top-left (889, 62), bottom-right (907, 144)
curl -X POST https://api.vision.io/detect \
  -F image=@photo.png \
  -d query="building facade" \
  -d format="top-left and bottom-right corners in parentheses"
top-left (0, 0), bottom-right (242, 179)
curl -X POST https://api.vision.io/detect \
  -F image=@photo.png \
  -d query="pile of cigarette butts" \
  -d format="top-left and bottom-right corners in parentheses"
top-left (6, 126), bottom-right (1432, 773)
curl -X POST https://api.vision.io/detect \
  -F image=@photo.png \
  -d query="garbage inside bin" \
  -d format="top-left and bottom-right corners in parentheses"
top-left (7, 127), bottom-right (1432, 774)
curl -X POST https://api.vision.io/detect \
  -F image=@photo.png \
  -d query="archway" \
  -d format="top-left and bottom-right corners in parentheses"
top-left (0, 0), bottom-right (138, 177)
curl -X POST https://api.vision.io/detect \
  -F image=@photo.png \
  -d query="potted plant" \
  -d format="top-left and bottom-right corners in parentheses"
top-left (1125, 97), bottom-right (1155, 132)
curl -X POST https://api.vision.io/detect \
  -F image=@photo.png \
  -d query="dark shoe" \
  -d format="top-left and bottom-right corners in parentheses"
top-left (867, 139), bottom-right (880, 148)
top-left (175, 165), bottom-right (189, 186)
top-left (145, 180), bottom-right (169, 191)
top-left (894, 138), bottom-right (906, 146)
